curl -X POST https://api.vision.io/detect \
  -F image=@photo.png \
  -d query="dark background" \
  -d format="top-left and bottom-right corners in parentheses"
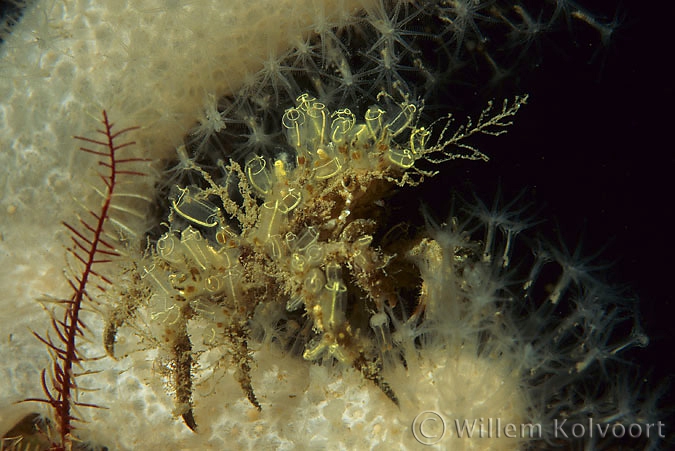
top-left (419, 0), bottom-right (675, 423)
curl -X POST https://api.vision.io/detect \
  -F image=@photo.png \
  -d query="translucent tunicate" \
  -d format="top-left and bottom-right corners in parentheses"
top-left (304, 268), bottom-right (325, 295)
top-left (142, 264), bottom-right (174, 296)
top-left (215, 225), bottom-right (239, 247)
top-left (353, 235), bottom-right (374, 269)
top-left (205, 275), bottom-right (223, 293)
top-left (156, 233), bottom-right (182, 264)
top-left (294, 227), bottom-right (318, 251)
top-left (273, 159), bottom-right (287, 181)
top-left (323, 262), bottom-right (347, 330)
top-left (278, 190), bottom-right (302, 213)
top-left (365, 105), bottom-right (385, 139)
top-left (409, 127), bottom-right (430, 155)
top-left (305, 245), bottom-right (324, 265)
top-left (387, 147), bottom-right (415, 168)
top-left (171, 186), bottom-right (220, 228)
top-left (213, 247), bottom-right (237, 269)
top-left (245, 155), bottom-right (272, 195)
top-left (266, 235), bottom-right (283, 259)
top-left (330, 108), bottom-right (355, 144)
top-left (306, 101), bottom-right (329, 147)
top-left (295, 93), bottom-right (316, 112)
top-left (282, 107), bottom-right (305, 150)
top-left (350, 123), bottom-right (370, 148)
top-left (286, 294), bottom-right (304, 312)
top-left (255, 200), bottom-right (282, 243)
top-left (284, 232), bottom-right (297, 250)
top-left (313, 155), bottom-right (342, 179)
top-left (355, 235), bottom-right (373, 248)
top-left (180, 226), bottom-right (212, 270)
top-left (386, 102), bottom-right (416, 137)
top-left (303, 336), bottom-right (326, 361)
top-left (325, 261), bottom-right (343, 286)
top-left (291, 253), bottom-right (306, 272)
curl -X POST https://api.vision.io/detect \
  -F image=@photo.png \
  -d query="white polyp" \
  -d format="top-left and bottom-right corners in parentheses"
top-left (482, 222), bottom-right (496, 264)
top-left (501, 230), bottom-right (515, 268)
top-left (611, 332), bottom-right (649, 355)
top-left (548, 271), bottom-right (571, 305)
top-left (369, 312), bottom-right (392, 351)
top-left (523, 254), bottom-right (547, 292)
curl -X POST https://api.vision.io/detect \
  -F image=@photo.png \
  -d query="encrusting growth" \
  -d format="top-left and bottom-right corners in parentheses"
top-left (103, 89), bottom-right (528, 430)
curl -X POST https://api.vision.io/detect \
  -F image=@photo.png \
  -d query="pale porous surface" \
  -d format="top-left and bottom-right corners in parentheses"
top-left (0, 0), bottom-right (377, 438)
top-left (74, 338), bottom-right (527, 449)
